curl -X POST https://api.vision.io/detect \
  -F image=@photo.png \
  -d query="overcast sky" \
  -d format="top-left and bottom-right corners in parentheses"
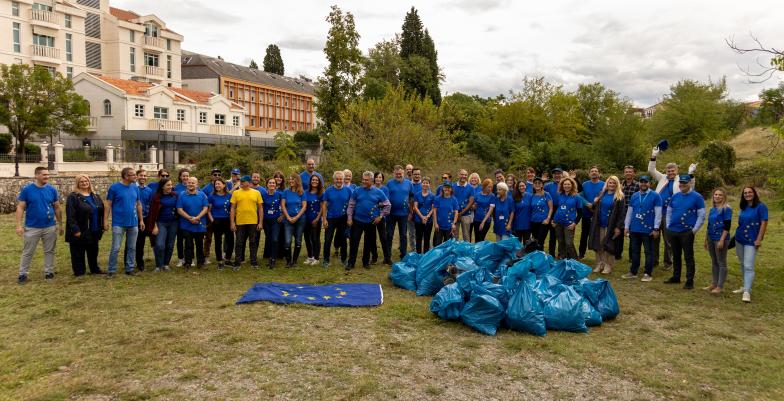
top-left (115, 0), bottom-right (783, 106)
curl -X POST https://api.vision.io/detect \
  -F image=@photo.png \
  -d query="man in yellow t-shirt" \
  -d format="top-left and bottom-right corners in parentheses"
top-left (230, 176), bottom-right (263, 269)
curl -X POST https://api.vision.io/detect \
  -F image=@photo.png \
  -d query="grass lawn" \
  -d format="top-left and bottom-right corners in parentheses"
top-left (0, 209), bottom-right (782, 401)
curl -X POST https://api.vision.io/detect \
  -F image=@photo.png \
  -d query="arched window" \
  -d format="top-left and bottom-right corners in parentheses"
top-left (103, 99), bottom-right (111, 116)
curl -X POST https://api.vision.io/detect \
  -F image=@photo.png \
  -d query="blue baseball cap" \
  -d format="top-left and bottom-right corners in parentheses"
top-left (639, 175), bottom-right (651, 182)
top-left (442, 180), bottom-right (453, 188)
top-left (240, 175), bottom-right (251, 182)
top-left (231, 168), bottom-right (241, 175)
top-left (552, 167), bottom-right (564, 173)
top-left (678, 174), bottom-right (692, 183)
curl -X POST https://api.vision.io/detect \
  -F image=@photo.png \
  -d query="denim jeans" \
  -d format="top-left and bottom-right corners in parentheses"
top-left (629, 232), bottom-right (654, 275)
top-left (154, 220), bottom-right (178, 268)
top-left (707, 238), bottom-right (729, 288)
top-left (386, 215), bottom-right (408, 260)
top-left (263, 218), bottom-right (281, 260)
top-left (108, 225), bottom-right (138, 273)
top-left (736, 244), bottom-right (757, 293)
top-left (284, 218), bottom-right (306, 248)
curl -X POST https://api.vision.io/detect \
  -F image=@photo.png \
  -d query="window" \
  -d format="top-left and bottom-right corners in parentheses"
top-left (103, 99), bottom-right (111, 115)
top-left (166, 55), bottom-right (171, 78)
top-left (166, 38), bottom-right (171, 50)
top-left (228, 88), bottom-right (234, 98)
top-left (65, 33), bottom-right (72, 62)
top-left (176, 109), bottom-right (185, 121)
top-left (134, 104), bottom-right (144, 117)
top-left (129, 30), bottom-right (135, 43)
top-left (233, 116), bottom-right (240, 126)
top-left (65, 14), bottom-right (72, 28)
top-left (144, 23), bottom-right (158, 37)
top-left (214, 114), bottom-right (225, 125)
top-left (11, 1), bottom-right (19, 16)
top-left (249, 117), bottom-right (255, 127)
top-left (199, 111), bottom-right (207, 124)
top-left (66, 67), bottom-right (73, 80)
top-left (129, 48), bottom-right (135, 72)
top-left (33, 34), bottom-right (55, 47)
top-left (12, 23), bottom-right (20, 53)
top-left (32, 2), bottom-right (52, 11)
top-left (144, 52), bottom-right (158, 67)
top-left (153, 106), bottom-right (168, 119)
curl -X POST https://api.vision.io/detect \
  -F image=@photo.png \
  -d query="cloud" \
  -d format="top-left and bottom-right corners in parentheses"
top-left (277, 37), bottom-right (324, 52)
top-left (119, 0), bottom-right (236, 25)
top-left (444, 0), bottom-right (507, 13)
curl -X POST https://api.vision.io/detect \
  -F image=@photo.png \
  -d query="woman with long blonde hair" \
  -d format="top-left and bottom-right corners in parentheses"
top-left (704, 188), bottom-right (732, 294)
top-left (65, 174), bottom-right (105, 276)
top-left (588, 175), bottom-right (626, 274)
top-left (281, 173), bottom-right (307, 267)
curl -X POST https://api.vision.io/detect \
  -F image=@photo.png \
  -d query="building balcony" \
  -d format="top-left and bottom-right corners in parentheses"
top-left (29, 9), bottom-right (60, 29)
top-left (209, 124), bottom-right (242, 135)
top-left (149, 119), bottom-right (183, 131)
top-left (143, 35), bottom-right (164, 50)
top-left (87, 116), bottom-right (98, 131)
top-left (30, 45), bottom-right (60, 64)
top-left (145, 65), bottom-right (164, 77)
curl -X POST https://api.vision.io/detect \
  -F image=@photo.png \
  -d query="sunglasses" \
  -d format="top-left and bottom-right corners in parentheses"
top-left (212, 173), bottom-right (221, 177)
top-left (161, 174), bottom-right (170, 178)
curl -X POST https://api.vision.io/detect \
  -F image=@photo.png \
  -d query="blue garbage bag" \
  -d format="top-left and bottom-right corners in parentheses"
top-left (430, 283), bottom-right (465, 320)
top-left (454, 256), bottom-right (481, 273)
top-left (506, 280), bottom-right (546, 336)
top-left (534, 275), bottom-right (562, 299)
top-left (415, 248), bottom-right (453, 296)
top-left (542, 284), bottom-right (588, 333)
top-left (580, 279), bottom-right (620, 320)
top-left (450, 241), bottom-right (476, 258)
top-left (496, 236), bottom-right (522, 257)
top-left (581, 298), bottom-right (603, 327)
top-left (460, 293), bottom-right (505, 336)
top-left (456, 268), bottom-right (493, 295)
top-left (548, 259), bottom-right (593, 284)
top-left (473, 241), bottom-right (501, 267)
top-left (472, 281), bottom-right (510, 309)
top-left (507, 258), bottom-right (534, 282)
top-left (390, 261), bottom-right (418, 291)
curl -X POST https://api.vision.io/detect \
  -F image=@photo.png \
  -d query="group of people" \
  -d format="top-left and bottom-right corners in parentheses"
top-left (15, 147), bottom-right (769, 302)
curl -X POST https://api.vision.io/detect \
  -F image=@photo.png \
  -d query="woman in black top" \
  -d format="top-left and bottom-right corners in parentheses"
top-left (65, 174), bottom-right (105, 276)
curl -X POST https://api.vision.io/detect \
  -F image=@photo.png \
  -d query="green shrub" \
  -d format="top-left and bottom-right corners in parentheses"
top-left (190, 145), bottom-right (297, 182)
top-left (698, 141), bottom-right (737, 184)
top-left (24, 142), bottom-right (40, 155)
top-left (293, 131), bottom-right (321, 145)
top-left (694, 169), bottom-right (725, 197)
top-left (0, 134), bottom-right (12, 154)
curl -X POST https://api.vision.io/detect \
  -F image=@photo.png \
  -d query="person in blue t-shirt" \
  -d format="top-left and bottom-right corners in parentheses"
top-left (173, 168), bottom-right (190, 267)
top-left (303, 174), bottom-right (324, 266)
top-left (433, 182), bottom-right (460, 246)
top-left (201, 168), bottom-right (233, 264)
top-left (281, 174), bottom-right (307, 267)
top-left (105, 167), bottom-right (144, 276)
top-left (704, 188), bottom-right (732, 294)
top-left (407, 167), bottom-right (424, 253)
top-left (553, 177), bottom-right (582, 260)
top-left (134, 168), bottom-right (155, 272)
top-left (372, 172), bottom-right (392, 264)
top-left (259, 177), bottom-right (283, 268)
top-left (300, 158), bottom-right (325, 189)
top-left (622, 176), bottom-right (662, 281)
top-left (530, 177), bottom-right (554, 252)
top-left (733, 186), bottom-right (768, 303)
top-left (453, 169), bottom-right (476, 242)
top-left (385, 165), bottom-right (413, 262)
top-left (207, 179), bottom-right (233, 270)
top-left (472, 178), bottom-right (497, 242)
top-left (493, 183), bottom-right (515, 241)
top-left (579, 166), bottom-right (605, 259)
top-left (145, 178), bottom-right (178, 271)
top-left (346, 171), bottom-right (391, 269)
top-left (321, 171), bottom-right (351, 267)
top-left (147, 168), bottom-right (169, 192)
top-left (413, 177), bottom-right (436, 253)
top-left (664, 175), bottom-right (706, 289)
top-left (16, 167), bottom-right (62, 284)
top-left (177, 177), bottom-right (209, 268)
top-left (512, 181), bottom-right (533, 243)
top-left (543, 168), bottom-right (563, 254)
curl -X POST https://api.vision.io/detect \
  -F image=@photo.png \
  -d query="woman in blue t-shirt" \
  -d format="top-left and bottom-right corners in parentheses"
top-left (146, 178), bottom-right (178, 271)
top-left (512, 181), bottom-right (533, 243)
top-left (281, 174), bottom-right (307, 267)
top-left (733, 187), bottom-right (768, 303)
top-left (472, 178), bottom-right (496, 242)
top-left (493, 182), bottom-right (515, 241)
top-left (303, 175), bottom-right (324, 266)
top-left (371, 172), bottom-right (391, 264)
top-left (207, 179), bottom-right (233, 270)
top-left (413, 177), bottom-right (436, 253)
top-left (261, 177), bottom-right (284, 268)
top-left (530, 177), bottom-right (553, 251)
top-left (553, 177), bottom-right (582, 260)
top-left (704, 188), bottom-right (732, 294)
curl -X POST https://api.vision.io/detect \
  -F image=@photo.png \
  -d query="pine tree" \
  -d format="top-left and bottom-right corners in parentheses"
top-left (249, 59), bottom-right (258, 69)
top-left (399, 7), bottom-right (424, 59)
top-left (263, 45), bottom-right (285, 75)
top-left (398, 7), bottom-right (442, 104)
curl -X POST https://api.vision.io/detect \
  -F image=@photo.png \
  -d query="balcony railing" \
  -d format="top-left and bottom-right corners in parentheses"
top-left (29, 9), bottom-right (59, 24)
top-left (87, 116), bottom-right (98, 130)
top-left (143, 35), bottom-right (164, 48)
top-left (145, 65), bottom-right (163, 77)
top-left (149, 119), bottom-right (183, 131)
top-left (209, 124), bottom-right (243, 135)
top-left (30, 45), bottom-right (60, 59)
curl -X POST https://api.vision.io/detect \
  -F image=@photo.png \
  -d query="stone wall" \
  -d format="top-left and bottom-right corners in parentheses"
top-left (0, 175), bottom-right (119, 214)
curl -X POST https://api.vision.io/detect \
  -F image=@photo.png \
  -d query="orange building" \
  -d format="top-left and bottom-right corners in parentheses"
top-left (181, 51), bottom-right (317, 136)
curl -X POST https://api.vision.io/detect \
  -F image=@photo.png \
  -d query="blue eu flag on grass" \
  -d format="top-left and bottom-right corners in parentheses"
top-left (236, 283), bottom-right (383, 307)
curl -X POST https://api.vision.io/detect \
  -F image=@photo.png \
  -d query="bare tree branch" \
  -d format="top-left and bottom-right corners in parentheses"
top-left (726, 33), bottom-right (783, 82)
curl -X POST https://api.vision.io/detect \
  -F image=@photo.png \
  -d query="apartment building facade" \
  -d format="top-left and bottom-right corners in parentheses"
top-left (181, 51), bottom-right (317, 137)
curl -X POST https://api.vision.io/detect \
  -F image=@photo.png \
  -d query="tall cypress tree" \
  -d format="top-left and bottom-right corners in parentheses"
top-left (422, 29), bottom-right (441, 105)
top-left (398, 7), bottom-right (441, 104)
top-left (400, 7), bottom-right (424, 59)
top-left (263, 44), bottom-right (285, 75)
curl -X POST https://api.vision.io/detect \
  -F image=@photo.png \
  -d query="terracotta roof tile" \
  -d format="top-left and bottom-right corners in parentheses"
top-left (170, 87), bottom-right (213, 104)
top-left (109, 7), bottom-right (139, 22)
top-left (95, 76), bottom-right (153, 96)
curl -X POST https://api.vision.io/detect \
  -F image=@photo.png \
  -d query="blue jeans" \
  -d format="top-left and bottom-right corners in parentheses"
top-left (386, 215), bottom-right (408, 260)
top-left (109, 225), bottom-right (138, 273)
top-left (284, 218), bottom-right (306, 248)
top-left (629, 232), bottom-right (654, 275)
top-left (736, 244), bottom-right (757, 293)
top-left (154, 220), bottom-right (178, 267)
top-left (263, 218), bottom-right (281, 260)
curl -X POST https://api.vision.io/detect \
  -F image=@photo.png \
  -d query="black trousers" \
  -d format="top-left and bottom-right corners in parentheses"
top-left (304, 220), bottom-right (322, 260)
top-left (371, 218), bottom-right (390, 262)
top-left (530, 222), bottom-right (549, 251)
top-left (176, 227), bottom-right (184, 260)
top-left (263, 218), bottom-right (281, 261)
top-left (212, 218), bottom-right (234, 262)
top-left (323, 216), bottom-right (347, 263)
top-left (415, 221), bottom-right (433, 253)
top-left (135, 228), bottom-right (155, 270)
top-left (433, 228), bottom-right (453, 247)
top-left (234, 224), bottom-right (259, 264)
top-left (471, 220), bottom-right (491, 242)
top-left (183, 231), bottom-right (205, 266)
top-left (548, 225), bottom-right (557, 255)
top-left (386, 215), bottom-right (408, 260)
top-left (579, 214), bottom-right (593, 257)
top-left (348, 221), bottom-right (376, 268)
top-left (514, 229), bottom-right (531, 244)
top-left (70, 241), bottom-right (100, 276)
top-left (668, 230), bottom-right (696, 282)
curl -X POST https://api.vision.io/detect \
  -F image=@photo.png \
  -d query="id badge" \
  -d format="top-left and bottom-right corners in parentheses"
top-left (560, 205), bottom-right (567, 210)
top-left (268, 210), bottom-right (274, 215)
top-left (499, 215), bottom-right (504, 220)
top-left (636, 213), bottom-right (643, 220)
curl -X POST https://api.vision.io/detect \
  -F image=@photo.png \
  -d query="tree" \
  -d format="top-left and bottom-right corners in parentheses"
top-left (756, 83), bottom-right (784, 125)
top-left (362, 38), bottom-right (402, 100)
top-left (0, 64), bottom-right (88, 176)
top-left (315, 6), bottom-right (364, 133)
top-left (398, 7), bottom-right (442, 104)
top-left (400, 7), bottom-right (424, 59)
top-left (263, 45), bottom-right (284, 75)
top-left (727, 34), bottom-right (783, 82)
top-left (274, 132), bottom-right (297, 161)
top-left (249, 59), bottom-right (259, 69)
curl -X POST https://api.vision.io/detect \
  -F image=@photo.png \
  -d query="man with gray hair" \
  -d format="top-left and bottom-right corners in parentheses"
top-left (648, 146), bottom-right (697, 270)
top-left (346, 171), bottom-right (391, 270)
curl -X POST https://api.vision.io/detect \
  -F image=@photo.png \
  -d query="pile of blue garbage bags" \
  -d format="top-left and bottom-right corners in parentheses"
top-left (389, 238), bottom-right (620, 336)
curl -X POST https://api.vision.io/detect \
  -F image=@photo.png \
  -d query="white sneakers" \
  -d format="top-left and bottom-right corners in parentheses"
top-left (731, 287), bottom-right (744, 294)
top-left (176, 259), bottom-right (185, 267)
top-left (304, 257), bottom-right (319, 265)
top-left (742, 292), bottom-right (751, 303)
top-left (641, 274), bottom-right (652, 282)
top-left (621, 273), bottom-right (637, 279)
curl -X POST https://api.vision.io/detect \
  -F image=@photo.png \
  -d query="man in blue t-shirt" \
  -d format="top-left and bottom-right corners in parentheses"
top-left (622, 176), bottom-right (662, 281)
top-left (16, 167), bottom-right (62, 284)
top-left (321, 171), bottom-right (351, 267)
top-left (664, 175), bottom-right (706, 289)
top-left (407, 167), bottom-right (423, 254)
top-left (346, 171), bottom-right (391, 270)
top-left (300, 158), bottom-right (324, 189)
top-left (579, 166), bottom-right (605, 259)
top-left (177, 177), bottom-right (210, 268)
top-left (453, 169), bottom-right (475, 242)
top-left (201, 168), bottom-right (233, 265)
top-left (544, 168), bottom-right (564, 255)
top-left (135, 168), bottom-right (155, 271)
top-left (433, 182), bottom-right (460, 246)
top-left (105, 167), bottom-right (144, 276)
top-left (385, 165), bottom-right (413, 263)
